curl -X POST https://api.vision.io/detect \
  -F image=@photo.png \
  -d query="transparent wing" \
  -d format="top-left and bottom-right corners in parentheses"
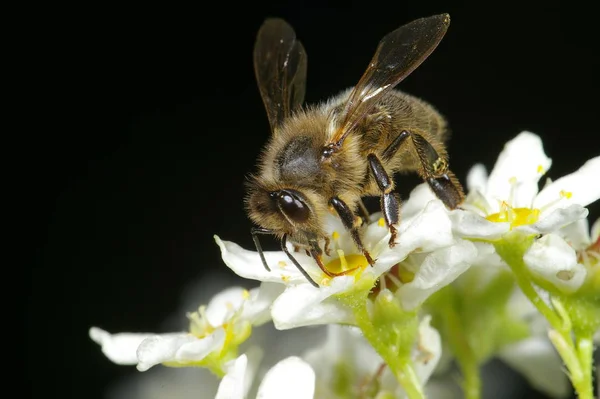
top-left (329, 14), bottom-right (450, 147)
top-left (254, 18), bottom-right (307, 133)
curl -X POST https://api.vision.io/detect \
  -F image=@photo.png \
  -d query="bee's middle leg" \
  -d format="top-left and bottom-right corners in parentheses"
top-left (367, 153), bottom-right (400, 247)
top-left (329, 196), bottom-right (376, 265)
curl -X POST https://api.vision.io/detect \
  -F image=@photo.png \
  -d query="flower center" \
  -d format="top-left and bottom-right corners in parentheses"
top-left (486, 203), bottom-right (540, 229)
top-left (325, 250), bottom-right (369, 276)
top-left (188, 306), bottom-right (215, 338)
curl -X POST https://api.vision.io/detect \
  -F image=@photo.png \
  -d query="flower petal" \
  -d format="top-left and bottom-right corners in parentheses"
top-left (523, 234), bottom-right (587, 294)
top-left (558, 218), bottom-right (591, 249)
top-left (499, 337), bottom-right (569, 398)
top-left (256, 356), bottom-right (315, 399)
top-left (271, 276), bottom-right (355, 329)
top-left (518, 204), bottom-right (589, 235)
top-left (397, 239), bottom-right (477, 310)
top-left (485, 132), bottom-right (552, 209)
top-left (205, 287), bottom-right (249, 327)
top-left (400, 183), bottom-right (437, 219)
top-left (215, 354), bottom-right (248, 399)
top-left (241, 282), bottom-right (285, 326)
top-left (136, 329), bottom-right (225, 371)
top-left (466, 163), bottom-right (488, 193)
top-left (215, 236), bottom-right (321, 284)
top-left (412, 315), bottom-right (442, 385)
top-left (89, 327), bottom-right (152, 365)
top-left (534, 156), bottom-right (600, 214)
top-left (395, 200), bottom-right (454, 253)
top-left (449, 209), bottom-right (510, 240)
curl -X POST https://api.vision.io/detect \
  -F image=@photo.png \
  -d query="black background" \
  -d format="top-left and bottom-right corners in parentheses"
top-left (31, 1), bottom-right (599, 398)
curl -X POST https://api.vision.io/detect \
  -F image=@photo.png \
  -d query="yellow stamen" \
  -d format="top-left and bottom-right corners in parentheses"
top-left (325, 251), bottom-right (369, 275)
top-left (281, 275), bottom-right (290, 283)
top-left (537, 165), bottom-right (545, 174)
top-left (486, 206), bottom-right (540, 229)
top-left (378, 218), bottom-right (385, 227)
top-left (277, 260), bottom-right (287, 268)
top-left (242, 289), bottom-right (250, 300)
top-left (188, 306), bottom-right (214, 338)
top-left (560, 190), bottom-right (572, 199)
top-left (332, 231), bottom-right (340, 240)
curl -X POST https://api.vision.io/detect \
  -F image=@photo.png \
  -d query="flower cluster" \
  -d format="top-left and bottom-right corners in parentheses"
top-left (91, 132), bottom-right (599, 399)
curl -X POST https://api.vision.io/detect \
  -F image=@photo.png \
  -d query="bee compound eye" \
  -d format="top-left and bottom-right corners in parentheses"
top-left (276, 190), bottom-right (310, 223)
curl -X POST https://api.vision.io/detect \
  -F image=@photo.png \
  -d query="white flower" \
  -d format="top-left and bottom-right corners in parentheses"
top-left (216, 354), bottom-right (315, 399)
top-left (216, 188), bottom-right (477, 329)
top-left (90, 283), bottom-right (282, 372)
top-left (454, 131), bottom-right (600, 239)
top-left (453, 132), bottom-right (600, 293)
top-left (523, 234), bottom-right (587, 293)
top-left (303, 316), bottom-right (441, 398)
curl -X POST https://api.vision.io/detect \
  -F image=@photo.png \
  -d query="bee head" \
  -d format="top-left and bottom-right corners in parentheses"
top-left (245, 178), bottom-right (324, 242)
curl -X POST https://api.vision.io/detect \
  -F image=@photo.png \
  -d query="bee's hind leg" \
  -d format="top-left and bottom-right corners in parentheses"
top-left (329, 196), bottom-right (376, 266)
top-left (367, 153), bottom-right (400, 247)
top-left (382, 129), bottom-right (464, 209)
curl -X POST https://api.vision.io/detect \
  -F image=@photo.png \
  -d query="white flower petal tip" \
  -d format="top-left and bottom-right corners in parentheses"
top-left (524, 234), bottom-right (587, 294)
top-left (520, 205), bottom-right (589, 235)
top-left (256, 356), bottom-right (315, 399)
top-left (486, 131), bottom-right (552, 208)
top-left (214, 235), bottom-right (318, 284)
top-left (206, 287), bottom-right (251, 327)
top-left (397, 239), bottom-right (477, 311)
top-left (136, 329), bottom-right (225, 372)
top-left (449, 209), bottom-right (510, 240)
top-left (534, 156), bottom-right (600, 213)
top-left (215, 354), bottom-right (248, 399)
top-left (89, 327), bottom-right (152, 365)
top-left (401, 183), bottom-right (438, 218)
top-left (466, 163), bottom-right (488, 193)
top-left (397, 200), bottom-right (454, 253)
top-left (413, 316), bottom-right (442, 384)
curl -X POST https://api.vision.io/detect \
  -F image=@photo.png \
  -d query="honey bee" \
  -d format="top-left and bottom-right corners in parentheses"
top-left (246, 14), bottom-right (464, 287)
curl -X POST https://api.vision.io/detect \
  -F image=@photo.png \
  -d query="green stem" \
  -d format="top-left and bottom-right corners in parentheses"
top-left (393, 361), bottom-right (425, 399)
top-left (495, 235), bottom-right (595, 399)
top-left (354, 304), bottom-right (424, 399)
top-left (575, 335), bottom-right (594, 399)
top-left (494, 238), bottom-right (561, 328)
top-left (444, 301), bottom-right (480, 399)
top-left (442, 287), bottom-right (481, 399)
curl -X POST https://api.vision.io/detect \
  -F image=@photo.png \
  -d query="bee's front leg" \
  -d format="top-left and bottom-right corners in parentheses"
top-left (329, 196), bottom-right (376, 265)
top-left (367, 154), bottom-right (400, 247)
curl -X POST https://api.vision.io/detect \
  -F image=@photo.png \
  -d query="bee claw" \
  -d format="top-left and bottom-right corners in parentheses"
top-left (364, 250), bottom-right (376, 266)
top-left (388, 225), bottom-right (398, 248)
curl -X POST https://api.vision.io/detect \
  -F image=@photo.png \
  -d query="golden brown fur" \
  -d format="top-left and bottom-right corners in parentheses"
top-left (246, 88), bottom-right (453, 245)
